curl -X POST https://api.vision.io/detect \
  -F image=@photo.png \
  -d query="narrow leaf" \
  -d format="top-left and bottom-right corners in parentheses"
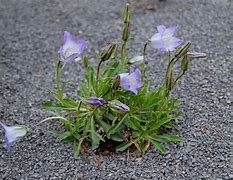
top-left (150, 139), bottom-right (166, 153)
top-left (116, 141), bottom-right (133, 152)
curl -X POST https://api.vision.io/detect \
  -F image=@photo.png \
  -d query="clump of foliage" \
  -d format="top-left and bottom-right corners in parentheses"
top-left (39, 3), bottom-right (205, 157)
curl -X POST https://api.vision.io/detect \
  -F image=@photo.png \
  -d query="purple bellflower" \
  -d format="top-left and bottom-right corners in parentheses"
top-left (119, 67), bottom-right (143, 95)
top-left (109, 100), bottom-right (129, 112)
top-left (84, 97), bottom-right (107, 106)
top-left (150, 25), bottom-right (182, 52)
top-left (59, 31), bottom-right (88, 62)
top-left (0, 122), bottom-right (27, 152)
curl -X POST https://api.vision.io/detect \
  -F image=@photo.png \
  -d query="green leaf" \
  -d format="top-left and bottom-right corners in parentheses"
top-left (104, 62), bottom-right (121, 78)
top-left (156, 135), bottom-right (183, 142)
top-left (41, 101), bottom-right (64, 110)
top-left (73, 138), bottom-right (85, 158)
top-left (107, 114), bottom-right (128, 137)
top-left (62, 98), bottom-right (78, 108)
top-left (150, 139), bottom-right (166, 153)
top-left (90, 117), bottom-right (102, 149)
top-left (50, 131), bottom-right (73, 141)
top-left (125, 116), bottom-right (144, 131)
top-left (110, 134), bottom-right (124, 142)
top-left (153, 116), bottom-right (174, 129)
top-left (163, 122), bottom-right (180, 130)
top-left (116, 141), bottom-right (133, 152)
top-left (85, 66), bottom-right (95, 92)
top-left (95, 118), bottom-right (111, 133)
top-left (80, 81), bottom-right (90, 96)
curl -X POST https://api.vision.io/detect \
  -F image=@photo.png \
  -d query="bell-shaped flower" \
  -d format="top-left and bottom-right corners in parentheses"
top-left (109, 100), bottom-right (129, 112)
top-left (150, 25), bottom-right (182, 52)
top-left (59, 31), bottom-right (88, 62)
top-left (0, 122), bottom-right (27, 152)
top-left (84, 97), bottom-right (107, 106)
top-left (119, 68), bottom-right (143, 95)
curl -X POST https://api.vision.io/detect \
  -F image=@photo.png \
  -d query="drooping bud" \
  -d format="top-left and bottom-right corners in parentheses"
top-left (100, 43), bottom-right (117, 62)
top-left (122, 22), bottom-right (130, 41)
top-left (181, 54), bottom-right (190, 72)
top-left (109, 100), bottom-right (129, 112)
top-left (123, 3), bottom-right (131, 23)
top-left (83, 56), bottom-right (89, 68)
top-left (113, 75), bottom-right (120, 90)
top-left (175, 42), bottom-right (191, 59)
top-left (84, 97), bottom-right (107, 106)
top-left (187, 52), bottom-right (207, 59)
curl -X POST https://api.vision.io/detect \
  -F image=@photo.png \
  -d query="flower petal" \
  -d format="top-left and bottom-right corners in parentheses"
top-left (151, 25), bottom-right (182, 52)
top-left (59, 31), bottom-right (88, 62)
top-left (0, 122), bottom-right (27, 152)
top-left (119, 68), bottom-right (143, 95)
top-left (163, 26), bottom-right (177, 37)
top-left (157, 25), bottom-right (166, 35)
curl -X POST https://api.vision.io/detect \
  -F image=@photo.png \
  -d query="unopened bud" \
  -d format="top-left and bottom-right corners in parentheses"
top-left (122, 22), bottom-right (130, 41)
top-left (175, 42), bottom-right (191, 59)
top-left (123, 3), bottom-right (131, 23)
top-left (109, 100), bottom-right (129, 112)
top-left (113, 75), bottom-right (120, 90)
top-left (187, 52), bottom-right (206, 59)
top-left (181, 55), bottom-right (189, 71)
top-left (83, 56), bottom-right (89, 68)
top-left (100, 43), bottom-right (117, 62)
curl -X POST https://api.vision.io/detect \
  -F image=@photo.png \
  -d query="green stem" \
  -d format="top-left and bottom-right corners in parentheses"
top-left (121, 41), bottom-right (127, 70)
top-left (141, 41), bottom-right (148, 81)
top-left (165, 51), bottom-right (171, 87)
top-left (56, 61), bottom-right (62, 99)
top-left (173, 70), bottom-right (185, 87)
top-left (96, 60), bottom-right (101, 81)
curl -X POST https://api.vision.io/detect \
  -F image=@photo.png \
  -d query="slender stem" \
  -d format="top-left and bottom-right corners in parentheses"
top-left (121, 41), bottom-right (127, 70)
top-left (36, 116), bottom-right (69, 126)
top-left (56, 61), bottom-right (62, 98)
top-left (75, 101), bottom-right (82, 127)
top-left (173, 70), bottom-right (185, 87)
top-left (96, 61), bottom-right (101, 81)
top-left (141, 41), bottom-right (148, 81)
top-left (165, 51), bottom-right (171, 87)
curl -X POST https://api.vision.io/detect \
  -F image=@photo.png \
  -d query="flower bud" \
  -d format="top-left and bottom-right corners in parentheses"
top-left (109, 100), bottom-right (129, 112)
top-left (187, 52), bottom-right (206, 59)
top-left (123, 3), bottom-right (131, 23)
top-left (113, 75), bottom-right (120, 90)
top-left (84, 97), bottom-right (107, 106)
top-left (175, 42), bottom-right (191, 59)
top-left (122, 22), bottom-right (130, 41)
top-left (181, 54), bottom-right (190, 72)
top-left (100, 43), bottom-right (117, 62)
top-left (83, 56), bottom-right (89, 68)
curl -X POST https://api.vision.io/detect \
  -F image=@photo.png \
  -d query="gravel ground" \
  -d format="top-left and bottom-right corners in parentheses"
top-left (0, 0), bottom-right (232, 179)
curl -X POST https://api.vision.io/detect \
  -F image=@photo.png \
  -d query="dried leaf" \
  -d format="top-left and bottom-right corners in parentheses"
top-left (93, 156), bottom-right (102, 167)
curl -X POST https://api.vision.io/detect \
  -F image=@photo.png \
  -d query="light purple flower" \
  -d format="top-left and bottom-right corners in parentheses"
top-left (0, 122), bottom-right (27, 152)
top-left (84, 97), bottom-right (107, 106)
top-left (109, 100), bottom-right (129, 112)
top-left (59, 31), bottom-right (88, 62)
top-left (119, 68), bottom-right (143, 95)
top-left (150, 25), bottom-right (182, 52)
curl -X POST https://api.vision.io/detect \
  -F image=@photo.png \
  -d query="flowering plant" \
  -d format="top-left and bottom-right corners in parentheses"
top-left (1, 3), bottom-right (205, 156)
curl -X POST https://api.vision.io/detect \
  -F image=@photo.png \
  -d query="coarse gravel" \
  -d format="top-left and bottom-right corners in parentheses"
top-left (0, 0), bottom-right (232, 179)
